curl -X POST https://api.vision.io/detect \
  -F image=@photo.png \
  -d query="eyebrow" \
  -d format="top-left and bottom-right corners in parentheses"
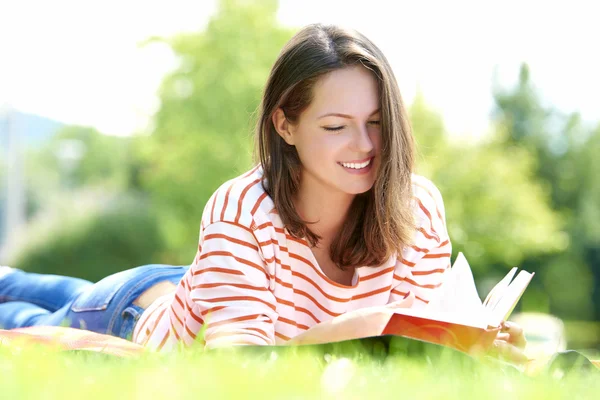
top-left (317, 108), bottom-right (381, 119)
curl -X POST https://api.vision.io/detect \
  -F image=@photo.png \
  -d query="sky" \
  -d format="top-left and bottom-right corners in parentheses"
top-left (1, 0), bottom-right (599, 138)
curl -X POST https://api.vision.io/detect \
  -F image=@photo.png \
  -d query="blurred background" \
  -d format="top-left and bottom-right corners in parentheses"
top-left (1, 0), bottom-right (599, 355)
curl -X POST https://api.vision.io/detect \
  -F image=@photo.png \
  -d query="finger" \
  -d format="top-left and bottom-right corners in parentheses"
top-left (501, 321), bottom-right (527, 350)
top-left (386, 292), bottom-right (415, 309)
top-left (493, 340), bottom-right (529, 365)
top-left (495, 333), bottom-right (510, 342)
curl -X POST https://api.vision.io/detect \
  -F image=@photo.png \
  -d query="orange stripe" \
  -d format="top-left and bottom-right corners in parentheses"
top-left (170, 305), bottom-right (184, 328)
top-left (423, 252), bottom-right (451, 259)
top-left (413, 181), bottom-right (445, 225)
top-left (170, 316), bottom-right (181, 341)
top-left (288, 252), bottom-right (355, 289)
top-left (251, 192), bottom-right (269, 216)
top-left (401, 277), bottom-right (443, 289)
top-left (292, 288), bottom-right (341, 317)
top-left (247, 327), bottom-right (269, 337)
top-left (278, 316), bottom-right (309, 331)
top-left (417, 198), bottom-right (439, 237)
top-left (220, 185), bottom-right (234, 221)
top-left (418, 227), bottom-right (440, 242)
top-left (144, 307), bottom-right (167, 345)
top-left (412, 268), bottom-right (447, 276)
top-left (391, 288), bottom-right (408, 297)
top-left (188, 308), bottom-right (204, 325)
top-left (203, 233), bottom-right (259, 251)
top-left (241, 164), bottom-right (260, 178)
top-left (410, 244), bottom-right (431, 254)
top-left (352, 285), bottom-right (391, 300)
top-left (295, 306), bottom-right (321, 324)
top-left (255, 222), bottom-right (306, 245)
top-left (361, 266), bottom-right (395, 281)
top-left (209, 191), bottom-right (219, 224)
top-left (206, 314), bottom-right (263, 329)
top-left (274, 296), bottom-right (321, 324)
top-left (174, 293), bottom-right (185, 309)
top-left (184, 324), bottom-right (197, 340)
top-left (235, 178), bottom-right (261, 223)
top-left (275, 331), bottom-right (291, 341)
top-left (156, 330), bottom-right (171, 351)
top-left (258, 238), bottom-right (279, 247)
top-left (290, 270), bottom-right (352, 302)
top-left (192, 282), bottom-right (268, 291)
top-left (274, 276), bottom-right (293, 290)
top-left (194, 296), bottom-right (276, 312)
top-left (200, 305), bottom-right (227, 317)
top-left (399, 258), bottom-right (416, 267)
top-left (193, 267), bottom-right (244, 276)
top-left (135, 301), bottom-right (164, 341)
top-left (198, 251), bottom-right (267, 278)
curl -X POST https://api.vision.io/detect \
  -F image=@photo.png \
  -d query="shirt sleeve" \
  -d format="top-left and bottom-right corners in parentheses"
top-left (388, 179), bottom-right (452, 308)
top-left (190, 220), bottom-right (278, 349)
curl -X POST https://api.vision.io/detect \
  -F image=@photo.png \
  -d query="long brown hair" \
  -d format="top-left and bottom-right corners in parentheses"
top-left (256, 24), bottom-right (416, 270)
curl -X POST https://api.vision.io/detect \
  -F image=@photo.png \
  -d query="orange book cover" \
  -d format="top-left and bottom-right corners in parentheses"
top-left (382, 312), bottom-right (500, 354)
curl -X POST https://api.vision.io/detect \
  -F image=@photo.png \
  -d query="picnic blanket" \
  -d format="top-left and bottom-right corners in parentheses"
top-left (0, 326), bottom-right (145, 357)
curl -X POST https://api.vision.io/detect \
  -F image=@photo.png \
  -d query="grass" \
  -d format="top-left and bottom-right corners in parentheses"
top-left (1, 337), bottom-right (599, 399)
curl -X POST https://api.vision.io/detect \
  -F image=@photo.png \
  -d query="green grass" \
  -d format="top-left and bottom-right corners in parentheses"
top-left (2, 341), bottom-right (600, 400)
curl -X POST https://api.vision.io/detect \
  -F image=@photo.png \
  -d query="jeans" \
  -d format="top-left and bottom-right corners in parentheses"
top-left (0, 264), bottom-right (188, 340)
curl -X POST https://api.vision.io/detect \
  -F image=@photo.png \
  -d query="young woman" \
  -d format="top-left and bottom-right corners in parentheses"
top-left (0, 24), bottom-right (526, 362)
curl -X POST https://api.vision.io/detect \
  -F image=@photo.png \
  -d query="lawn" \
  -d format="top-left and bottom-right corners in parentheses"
top-left (1, 336), bottom-right (599, 399)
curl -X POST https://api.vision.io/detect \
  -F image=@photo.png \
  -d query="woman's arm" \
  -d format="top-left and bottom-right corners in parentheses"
top-left (190, 221), bottom-right (278, 349)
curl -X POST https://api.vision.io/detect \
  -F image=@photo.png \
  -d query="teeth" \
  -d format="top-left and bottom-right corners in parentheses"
top-left (341, 159), bottom-right (371, 169)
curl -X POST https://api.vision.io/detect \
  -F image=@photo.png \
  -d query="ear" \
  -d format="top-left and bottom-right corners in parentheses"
top-left (272, 108), bottom-right (296, 146)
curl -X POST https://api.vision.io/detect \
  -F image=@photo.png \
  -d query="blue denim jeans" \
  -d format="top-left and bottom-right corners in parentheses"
top-left (0, 264), bottom-right (188, 340)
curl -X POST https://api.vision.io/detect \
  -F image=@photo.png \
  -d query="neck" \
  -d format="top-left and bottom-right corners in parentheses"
top-left (294, 174), bottom-right (355, 248)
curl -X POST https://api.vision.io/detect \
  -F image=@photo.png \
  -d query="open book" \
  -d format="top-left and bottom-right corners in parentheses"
top-left (289, 253), bottom-right (534, 355)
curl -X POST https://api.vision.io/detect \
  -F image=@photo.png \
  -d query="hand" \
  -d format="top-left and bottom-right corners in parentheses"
top-left (489, 321), bottom-right (528, 365)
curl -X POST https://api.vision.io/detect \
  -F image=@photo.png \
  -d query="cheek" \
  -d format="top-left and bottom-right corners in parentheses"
top-left (296, 132), bottom-right (346, 165)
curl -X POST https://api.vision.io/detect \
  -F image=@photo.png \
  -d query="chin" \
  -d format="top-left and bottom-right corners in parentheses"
top-left (344, 182), bottom-right (375, 195)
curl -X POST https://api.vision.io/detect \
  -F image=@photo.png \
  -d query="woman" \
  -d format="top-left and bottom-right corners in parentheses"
top-left (0, 24), bottom-right (525, 362)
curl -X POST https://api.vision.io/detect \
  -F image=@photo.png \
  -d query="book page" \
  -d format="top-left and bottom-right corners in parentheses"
top-left (487, 270), bottom-right (535, 326)
top-left (424, 252), bottom-right (487, 327)
top-left (483, 267), bottom-right (518, 312)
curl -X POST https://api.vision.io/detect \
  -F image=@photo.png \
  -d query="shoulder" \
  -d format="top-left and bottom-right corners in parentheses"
top-left (411, 174), bottom-right (446, 222)
top-left (202, 165), bottom-right (275, 229)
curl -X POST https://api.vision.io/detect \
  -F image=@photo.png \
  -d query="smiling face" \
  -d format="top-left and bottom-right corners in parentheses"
top-left (274, 65), bottom-right (382, 198)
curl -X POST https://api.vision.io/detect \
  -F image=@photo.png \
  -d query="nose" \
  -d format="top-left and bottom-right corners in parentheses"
top-left (350, 125), bottom-right (374, 154)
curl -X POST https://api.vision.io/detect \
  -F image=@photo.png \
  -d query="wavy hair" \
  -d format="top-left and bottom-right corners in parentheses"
top-left (256, 24), bottom-right (415, 270)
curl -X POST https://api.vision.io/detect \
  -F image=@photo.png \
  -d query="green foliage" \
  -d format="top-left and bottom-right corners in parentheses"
top-left (411, 95), bottom-right (564, 271)
top-left (28, 125), bottom-right (133, 191)
top-left (492, 63), bottom-right (600, 321)
top-left (138, 0), bottom-right (293, 263)
top-left (9, 192), bottom-right (163, 282)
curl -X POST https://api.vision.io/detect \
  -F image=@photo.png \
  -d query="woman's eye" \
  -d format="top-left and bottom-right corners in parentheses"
top-left (368, 120), bottom-right (381, 126)
top-left (323, 126), bottom-right (345, 132)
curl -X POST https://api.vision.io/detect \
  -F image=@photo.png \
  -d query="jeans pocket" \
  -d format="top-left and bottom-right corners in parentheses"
top-left (70, 273), bottom-right (127, 312)
top-left (119, 305), bottom-right (144, 340)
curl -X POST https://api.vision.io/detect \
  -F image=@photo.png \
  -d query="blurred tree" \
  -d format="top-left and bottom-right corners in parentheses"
top-left (9, 192), bottom-right (164, 282)
top-left (28, 125), bottom-right (133, 191)
top-left (411, 93), bottom-right (564, 274)
top-left (492, 64), bottom-right (600, 320)
top-left (138, 0), bottom-right (293, 263)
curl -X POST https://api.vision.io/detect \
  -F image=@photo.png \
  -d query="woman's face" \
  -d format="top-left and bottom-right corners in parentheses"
top-left (280, 65), bottom-right (382, 197)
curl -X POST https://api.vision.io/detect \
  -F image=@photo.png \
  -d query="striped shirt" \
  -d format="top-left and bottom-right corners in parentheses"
top-left (132, 166), bottom-right (451, 351)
